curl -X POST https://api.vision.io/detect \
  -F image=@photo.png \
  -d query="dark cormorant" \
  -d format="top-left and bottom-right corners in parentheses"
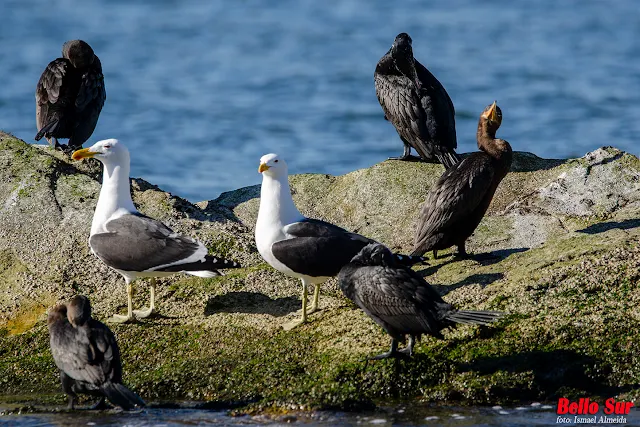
top-left (374, 33), bottom-right (459, 168)
top-left (338, 243), bottom-right (503, 359)
top-left (47, 295), bottom-right (145, 410)
top-left (35, 40), bottom-right (106, 154)
top-left (412, 101), bottom-right (512, 258)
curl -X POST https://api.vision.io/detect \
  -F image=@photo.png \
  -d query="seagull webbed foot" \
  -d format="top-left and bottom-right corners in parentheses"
top-left (282, 318), bottom-right (307, 331)
top-left (133, 307), bottom-right (158, 319)
top-left (107, 313), bottom-right (138, 324)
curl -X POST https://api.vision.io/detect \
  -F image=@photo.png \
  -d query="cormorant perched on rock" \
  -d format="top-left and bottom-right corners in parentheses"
top-left (338, 243), bottom-right (503, 359)
top-left (35, 40), bottom-right (106, 154)
top-left (374, 33), bottom-right (458, 168)
top-left (412, 101), bottom-right (512, 258)
top-left (255, 153), bottom-right (425, 330)
top-left (47, 295), bottom-right (145, 410)
top-left (72, 140), bottom-right (241, 323)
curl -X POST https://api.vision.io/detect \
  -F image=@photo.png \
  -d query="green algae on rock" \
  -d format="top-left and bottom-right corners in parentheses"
top-left (1, 130), bottom-right (640, 410)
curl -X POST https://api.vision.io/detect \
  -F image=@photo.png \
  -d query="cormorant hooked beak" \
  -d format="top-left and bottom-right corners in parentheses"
top-left (71, 147), bottom-right (97, 161)
top-left (483, 101), bottom-right (499, 122)
top-left (258, 163), bottom-right (270, 173)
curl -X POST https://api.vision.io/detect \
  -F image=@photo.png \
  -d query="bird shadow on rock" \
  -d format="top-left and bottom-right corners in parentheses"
top-left (472, 247), bottom-right (529, 266)
top-left (204, 291), bottom-right (299, 317)
top-left (577, 219), bottom-right (640, 235)
top-left (433, 272), bottom-right (504, 297)
top-left (456, 349), bottom-right (631, 399)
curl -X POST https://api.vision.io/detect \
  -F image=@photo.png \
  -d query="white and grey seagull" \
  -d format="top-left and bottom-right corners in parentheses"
top-left (72, 139), bottom-right (241, 323)
top-left (255, 153), bottom-right (424, 330)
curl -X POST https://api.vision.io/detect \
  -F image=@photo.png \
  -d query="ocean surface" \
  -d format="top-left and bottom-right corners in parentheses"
top-left (1, 403), bottom-right (569, 427)
top-left (0, 0), bottom-right (638, 201)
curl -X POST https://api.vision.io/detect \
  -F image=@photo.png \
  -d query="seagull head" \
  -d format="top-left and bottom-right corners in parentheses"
top-left (258, 153), bottom-right (288, 178)
top-left (71, 139), bottom-right (129, 165)
top-left (67, 295), bottom-right (92, 328)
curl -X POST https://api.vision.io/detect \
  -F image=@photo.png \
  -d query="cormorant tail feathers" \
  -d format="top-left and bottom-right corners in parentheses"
top-left (35, 120), bottom-right (60, 141)
top-left (101, 382), bottom-right (146, 410)
top-left (445, 310), bottom-right (504, 325)
top-left (434, 148), bottom-right (461, 169)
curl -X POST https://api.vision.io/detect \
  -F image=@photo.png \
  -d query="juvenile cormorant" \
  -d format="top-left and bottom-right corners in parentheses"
top-left (374, 33), bottom-right (458, 167)
top-left (412, 101), bottom-right (512, 258)
top-left (35, 40), bottom-right (106, 153)
top-left (255, 153), bottom-right (425, 330)
top-left (47, 295), bottom-right (145, 410)
top-left (72, 140), bottom-right (241, 323)
top-left (338, 243), bottom-right (503, 359)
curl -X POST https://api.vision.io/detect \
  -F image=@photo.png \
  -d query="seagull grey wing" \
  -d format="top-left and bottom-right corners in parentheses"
top-left (349, 266), bottom-right (440, 335)
top-left (375, 73), bottom-right (432, 160)
top-left (414, 154), bottom-right (495, 246)
top-left (89, 213), bottom-right (205, 272)
top-left (271, 219), bottom-right (373, 277)
top-left (35, 58), bottom-right (69, 133)
top-left (72, 56), bottom-right (106, 147)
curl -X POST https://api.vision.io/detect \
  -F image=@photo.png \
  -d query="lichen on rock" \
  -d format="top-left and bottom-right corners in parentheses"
top-left (1, 130), bottom-right (640, 410)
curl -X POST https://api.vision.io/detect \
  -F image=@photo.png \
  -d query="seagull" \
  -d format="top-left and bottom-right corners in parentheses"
top-left (72, 139), bottom-right (241, 323)
top-left (338, 243), bottom-right (504, 359)
top-left (255, 153), bottom-right (424, 330)
top-left (374, 33), bottom-right (458, 167)
top-left (48, 295), bottom-right (145, 410)
top-left (35, 40), bottom-right (106, 154)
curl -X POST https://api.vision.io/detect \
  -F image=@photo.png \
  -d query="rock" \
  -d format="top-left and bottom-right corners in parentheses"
top-left (1, 131), bottom-right (640, 409)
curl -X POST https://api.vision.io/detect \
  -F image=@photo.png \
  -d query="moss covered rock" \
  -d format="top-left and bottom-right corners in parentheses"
top-left (1, 130), bottom-right (639, 410)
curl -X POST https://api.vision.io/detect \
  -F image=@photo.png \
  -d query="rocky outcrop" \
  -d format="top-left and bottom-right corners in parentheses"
top-left (1, 131), bottom-right (639, 409)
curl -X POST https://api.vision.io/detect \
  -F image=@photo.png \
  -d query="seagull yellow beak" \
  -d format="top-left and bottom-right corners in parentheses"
top-left (258, 163), bottom-right (270, 173)
top-left (71, 148), bottom-right (96, 161)
top-left (483, 101), bottom-right (499, 122)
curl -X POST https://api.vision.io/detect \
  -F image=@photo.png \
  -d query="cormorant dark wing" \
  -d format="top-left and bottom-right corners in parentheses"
top-left (271, 218), bottom-right (373, 278)
top-left (89, 213), bottom-right (205, 273)
top-left (35, 58), bottom-right (70, 133)
top-left (344, 265), bottom-right (446, 336)
top-left (414, 154), bottom-right (495, 249)
top-left (49, 319), bottom-right (108, 386)
top-left (374, 72), bottom-right (432, 160)
top-left (88, 319), bottom-right (123, 384)
top-left (71, 56), bottom-right (106, 147)
top-left (415, 60), bottom-right (457, 150)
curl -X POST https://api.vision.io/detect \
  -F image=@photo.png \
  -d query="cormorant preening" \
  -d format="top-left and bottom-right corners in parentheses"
top-left (255, 153), bottom-right (425, 330)
top-left (35, 40), bottom-right (106, 154)
top-left (374, 33), bottom-right (459, 168)
top-left (412, 101), bottom-right (512, 258)
top-left (338, 243), bottom-right (503, 359)
top-left (47, 295), bottom-right (145, 410)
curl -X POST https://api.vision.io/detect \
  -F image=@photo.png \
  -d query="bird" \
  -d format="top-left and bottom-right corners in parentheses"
top-left (338, 243), bottom-right (504, 359)
top-left (374, 33), bottom-right (459, 168)
top-left (255, 153), bottom-right (425, 330)
top-left (412, 101), bottom-right (512, 259)
top-left (47, 295), bottom-right (146, 410)
top-left (35, 40), bottom-right (106, 154)
top-left (72, 139), bottom-right (241, 323)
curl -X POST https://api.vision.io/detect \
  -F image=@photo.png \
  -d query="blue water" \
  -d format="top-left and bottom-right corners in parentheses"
top-left (0, 0), bottom-right (638, 201)
top-left (1, 404), bottom-right (567, 426)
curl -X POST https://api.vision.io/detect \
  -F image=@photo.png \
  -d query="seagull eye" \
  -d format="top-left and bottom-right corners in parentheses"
top-left (274, 159), bottom-right (279, 163)
top-left (103, 145), bottom-right (111, 149)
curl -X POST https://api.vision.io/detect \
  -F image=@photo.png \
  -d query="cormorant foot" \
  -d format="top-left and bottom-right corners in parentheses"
top-left (369, 350), bottom-right (409, 360)
top-left (62, 145), bottom-right (79, 156)
top-left (133, 307), bottom-right (158, 319)
top-left (282, 318), bottom-right (307, 331)
top-left (90, 398), bottom-right (109, 410)
top-left (398, 346), bottom-right (414, 357)
top-left (107, 313), bottom-right (138, 324)
top-left (388, 154), bottom-right (422, 162)
top-left (453, 251), bottom-right (471, 259)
